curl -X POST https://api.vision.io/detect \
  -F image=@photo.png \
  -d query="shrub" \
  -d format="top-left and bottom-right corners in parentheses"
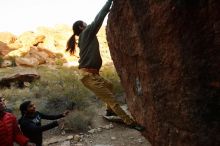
top-left (55, 58), bottom-right (66, 66)
top-left (64, 108), bottom-right (95, 132)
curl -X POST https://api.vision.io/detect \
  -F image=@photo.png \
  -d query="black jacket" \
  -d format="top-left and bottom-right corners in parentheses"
top-left (19, 111), bottom-right (64, 146)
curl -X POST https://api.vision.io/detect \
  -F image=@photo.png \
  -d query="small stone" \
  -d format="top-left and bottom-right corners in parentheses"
top-left (60, 141), bottom-right (71, 146)
top-left (24, 82), bottom-right (31, 87)
top-left (137, 138), bottom-right (143, 143)
top-left (84, 134), bottom-right (89, 137)
top-left (61, 130), bottom-right (66, 135)
top-left (111, 136), bottom-right (116, 140)
top-left (1, 60), bottom-right (12, 67)
top-left (74, 135), bottom-right (81, 142)
top-left (109, 123), bottom-right (114, 128)
top-left (103, 125), bottom-right (111, 130)
top-left (67, 135), bottom-right (73, 140)
top-left (74, 143), bottom-right (83, 146)
top-left (88, 129), bottom-right (97, 134)
top-left (97, 127), bottom-right (102, 132)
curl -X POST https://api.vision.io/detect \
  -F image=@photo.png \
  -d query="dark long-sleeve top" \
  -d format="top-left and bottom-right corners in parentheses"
top-left (19, 111), bottom-right (64, 146)
top-left (78, 0), bottom-right (112, 70)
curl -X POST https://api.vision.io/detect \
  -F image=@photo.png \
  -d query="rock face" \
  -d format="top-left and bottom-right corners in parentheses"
top-left (107, 0), bottom-right (220, 146)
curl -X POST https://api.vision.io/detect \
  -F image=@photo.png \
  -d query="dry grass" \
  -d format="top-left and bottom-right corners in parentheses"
top-left (0, 64), bottom-right (123, 131)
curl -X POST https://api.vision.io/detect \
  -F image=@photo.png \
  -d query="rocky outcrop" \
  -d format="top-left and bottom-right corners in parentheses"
top-left (0, 41), bottom-right (11, 56)
top-left (107, 0), bottom-right (220, 146)
top-left (0, 25), bottom-right (112, 67)
top-left (0, 69), bottom-right (40, 88)
top-left (0, 32), bottom-right (17, 44)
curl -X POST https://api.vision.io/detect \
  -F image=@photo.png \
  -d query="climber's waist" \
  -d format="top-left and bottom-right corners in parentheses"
top-left (80, 68), bottom-right (99, 75)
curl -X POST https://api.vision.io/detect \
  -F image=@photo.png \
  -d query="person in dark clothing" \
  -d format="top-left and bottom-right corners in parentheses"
top-left (66, 0), bottom-right (145, 131)
top-left (0, 96), bottom-right (34, 146)
top-left (18, 101), bottom-right (69, 146)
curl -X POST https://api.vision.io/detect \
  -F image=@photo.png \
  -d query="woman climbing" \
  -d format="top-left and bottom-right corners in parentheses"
top-left (66, 0), bottom-right (144, 131)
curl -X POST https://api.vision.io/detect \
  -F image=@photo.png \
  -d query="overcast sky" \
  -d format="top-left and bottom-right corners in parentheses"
top-left (0, 0), bottom-right (107, 35)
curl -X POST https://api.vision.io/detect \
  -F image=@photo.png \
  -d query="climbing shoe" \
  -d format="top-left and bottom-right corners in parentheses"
top-left (129, 123), bottom-right (145, 131)
top-left (105, 109), bottom-right (117, 116)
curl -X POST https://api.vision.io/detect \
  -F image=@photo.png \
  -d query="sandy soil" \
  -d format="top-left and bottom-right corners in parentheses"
top-left (43, 105), bottom-right (151, 146)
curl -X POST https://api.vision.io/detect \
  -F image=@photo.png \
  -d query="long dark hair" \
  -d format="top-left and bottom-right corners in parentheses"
top-left (66, 20), bottom-right (84, 55)
top-left (19, 100), bottom-right (31, 117)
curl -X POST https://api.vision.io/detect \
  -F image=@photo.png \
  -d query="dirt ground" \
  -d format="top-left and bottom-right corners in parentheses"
top-left (43, 104), bottom-right (152, 146)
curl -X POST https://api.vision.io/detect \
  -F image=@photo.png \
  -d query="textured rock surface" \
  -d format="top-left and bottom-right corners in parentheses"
top-left (107, 0), bottom-right (220, 146)
top-left (0, 68), bottom-right (40, 88)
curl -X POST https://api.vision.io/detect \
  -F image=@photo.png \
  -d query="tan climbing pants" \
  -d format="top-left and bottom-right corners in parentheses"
top-left (79, 70), bottom-right (134, 125)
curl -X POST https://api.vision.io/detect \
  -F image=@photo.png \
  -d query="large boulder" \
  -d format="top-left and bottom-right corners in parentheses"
top-left (0, 32), bottom-right (17, 44)
top-left (0, 41), bottom-right (18, 58)
top-left (15, 46), bottom-right (57, 67)
top-left (0, 68), bottom-right (40, 88)
top-left (0, 41), bottom-right (11, 56)
top-left (107, 0), bottom-right (220, 146)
